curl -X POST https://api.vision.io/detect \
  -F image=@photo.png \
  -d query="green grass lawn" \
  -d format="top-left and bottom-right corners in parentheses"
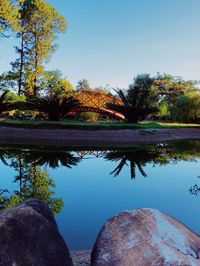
top-left (2, 119), bottom-right (200, 130)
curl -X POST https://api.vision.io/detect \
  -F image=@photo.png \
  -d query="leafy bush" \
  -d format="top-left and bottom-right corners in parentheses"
top-left (171, 92), bottom-right (200, 123)
top-left (80, 112), bottom-right (99, 122)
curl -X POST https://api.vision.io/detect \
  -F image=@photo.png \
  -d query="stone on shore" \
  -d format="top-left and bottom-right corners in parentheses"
top-left (91, 208), bottom-right (200, 266)
top-left (71, 250), bottom-right (91, 266)
top-left (0, 199), bottom-right (73, 266)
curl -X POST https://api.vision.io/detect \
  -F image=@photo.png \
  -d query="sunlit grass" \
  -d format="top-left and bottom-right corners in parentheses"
top-left (157, 122), bottom-right (200, 127)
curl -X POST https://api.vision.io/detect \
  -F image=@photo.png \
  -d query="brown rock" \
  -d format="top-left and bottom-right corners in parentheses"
top-left (0, 199), bottom-right (73, 266)
top-left (91, 208), bottom-right (200, 266)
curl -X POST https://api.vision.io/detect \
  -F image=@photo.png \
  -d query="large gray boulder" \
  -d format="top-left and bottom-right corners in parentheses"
top-left (0, 199), bottom-right (73, 266)
top-left (91, 208), bottom-right (200, 266)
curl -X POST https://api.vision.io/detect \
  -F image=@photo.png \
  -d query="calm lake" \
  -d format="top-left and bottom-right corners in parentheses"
top-left (0, 140), bottom-right (199, 250)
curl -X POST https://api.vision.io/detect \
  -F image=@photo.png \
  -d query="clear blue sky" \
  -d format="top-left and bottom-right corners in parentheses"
top-left (1, 0), bottom-right (200, 89)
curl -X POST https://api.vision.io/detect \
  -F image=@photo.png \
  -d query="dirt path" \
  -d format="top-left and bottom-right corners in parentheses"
top-left (0, 127), bottom-right (199, 148)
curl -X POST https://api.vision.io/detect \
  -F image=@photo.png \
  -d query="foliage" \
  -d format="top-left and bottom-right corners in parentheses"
top-left (94, 85), bottom-right (111, 95)
top-left (76, 79), bottom-right (91, 90)
top-left (25, 0), bottom-right (67, 96)
top-left (0, 91), bottom-right (26, 118)
top-left (22, 94), bottom-right (80, 121)
top-left (0, 90), bottom-right (19, 114)
top-left (157, 100), bottom-right (170, 120)
top-left (10, 0), bottom-right (32, 95)
top-left (171, 92), bottom-right (200, 123)
top-left (0, 0), bottom-right (19, 35)
top-left (8, 0), bottom-right (67, 96)
top-left (20, 165), bottom-right (63, 215)
top-left (154, 73), bottom-right (198, 105)
top-left (42, 70), bottom-right (74, 97)
top-left (107, 74), bottom-right (159, 123)
top-left (0, 71), bottom-right (19, 91)
top-left (80, 112), bottom-right (99, 122)
top-left (105, 148), bottom-right (159, 178)
top-left (189, 183), bottom-right (200, 196)
top-left (0, 148), bottom-right (64, 214)
top-left (23, 149), bottom-right (80, 168)
top-left (105, 141), bottom-right (200, 179)
top-left (12, 164), bottom-right (63, 215)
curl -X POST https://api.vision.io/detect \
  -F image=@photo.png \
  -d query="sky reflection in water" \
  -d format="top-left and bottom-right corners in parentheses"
top-left (0, 140), bottom-right (199, 250)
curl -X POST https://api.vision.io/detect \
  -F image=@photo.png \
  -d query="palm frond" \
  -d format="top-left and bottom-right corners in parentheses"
top-left (21, 94), bottom-right (80, 121)
top-left (109, 157), bottom-right (128, 177)
top-left (115, 89), bottom-right (128, 105)
top-left (0, 91), bottom-right (17, 114)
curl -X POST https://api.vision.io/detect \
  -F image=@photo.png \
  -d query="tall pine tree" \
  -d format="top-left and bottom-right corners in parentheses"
top-left (0, 0), bottom-right (19, 35)
top-left (11, 0), bottom-right (66, 96)
top-left (25, 0), bottom-right (66, 96)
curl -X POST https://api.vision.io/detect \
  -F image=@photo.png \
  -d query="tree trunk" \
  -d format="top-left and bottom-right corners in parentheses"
top-left (126, 112), bottom-right (140, 123)
top-left (33, 33), bottom-right (38, 97)
top-left (18, 33), bottom-right (24, 96)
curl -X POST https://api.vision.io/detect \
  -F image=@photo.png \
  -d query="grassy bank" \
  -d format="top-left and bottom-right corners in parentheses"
top-left (1, 119), bottom-right (200, 130)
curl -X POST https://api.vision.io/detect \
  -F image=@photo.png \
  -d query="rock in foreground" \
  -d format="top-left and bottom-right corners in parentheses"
top-left (71, 250), bottom-right (91, 266)
top-left (91, 208), bottom-right (200, 266)
top-left (0, 199), bottom-right (73, 266)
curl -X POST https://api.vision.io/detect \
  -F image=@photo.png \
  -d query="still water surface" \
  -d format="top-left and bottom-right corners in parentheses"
top-left (0, 140), bottom-right (199, 250)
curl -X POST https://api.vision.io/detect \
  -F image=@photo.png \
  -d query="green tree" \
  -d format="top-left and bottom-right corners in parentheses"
top-left (80, 112), bottom-right (99, 122)
top-left (157, 100), bottom-right (170, 120)
top-left (171, 92), bottom-right (200, 123)
top-left (0, 71), bottom-right (18, 91)
top-left (8, 165), bottom-right (63, 215)
top-left (0, 90), bottom-right (18, 115)
top-left (43, 70), bottom-right (74, 97)
top-left (155, 73), bottom-right (198, 105)
top-left (107, 74), bottom-right (158, 123)
top-left (76, 79), bottom-right (91, 90)
top-left (3, 149), bottom-right (64, 215)
top-left (25, 0), bottom-right (66, 96)
top-left (10, 0), bottom-right (32, 95)
top-left (0, 189), bottom-right (10, 210)
top-left (21, 165), bottom-right (63, 215)
top-left (94, 84), bottom-right (111, 95)
top-left (0, 0), bottom-right (19, 35)
top-left (10, 0), bottom-right (66, 96)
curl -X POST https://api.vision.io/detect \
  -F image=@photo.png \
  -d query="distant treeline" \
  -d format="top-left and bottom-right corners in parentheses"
top-left (0, 1), bottom-right (199, 123)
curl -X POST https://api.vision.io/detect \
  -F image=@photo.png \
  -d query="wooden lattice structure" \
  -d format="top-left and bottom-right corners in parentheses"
top-left (72, 90), bottom-right (125, 120)
top-left (75, 150), bottom-right (107, 159)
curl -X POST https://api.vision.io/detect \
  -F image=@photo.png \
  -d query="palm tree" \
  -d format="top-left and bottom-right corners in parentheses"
top-left (105, 141), bottom-right (200, 179)
top-left (22, 94), bottom-right (80, 121)
top-left (107, 74), bottom-right (158, 123)
top-left (23, 149), bottom-right (80, 168)
top-left (0, 90), bottom-right (17, 115)
top-left (105, 147), bottom-right (160, 179)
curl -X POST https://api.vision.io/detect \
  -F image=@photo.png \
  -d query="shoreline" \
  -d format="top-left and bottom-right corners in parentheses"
top-left (0, 126), bottom-right (199, 148)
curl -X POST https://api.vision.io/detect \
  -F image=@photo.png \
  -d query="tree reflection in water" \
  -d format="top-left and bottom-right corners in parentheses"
top-left (0, 147), bottom-right (81, 214)
top-left (23, 149), bottom-right (80, 168)
top-left (0, 141), bottom-right (199, 212)
top-left (189, 175), bottom-right (200, 196)
top-left (104, 148), bottom-right (159, 178)
top-left (105, 141), bottom-right (200, 179)
top-left (189, 184), bottom-right (200, 196)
